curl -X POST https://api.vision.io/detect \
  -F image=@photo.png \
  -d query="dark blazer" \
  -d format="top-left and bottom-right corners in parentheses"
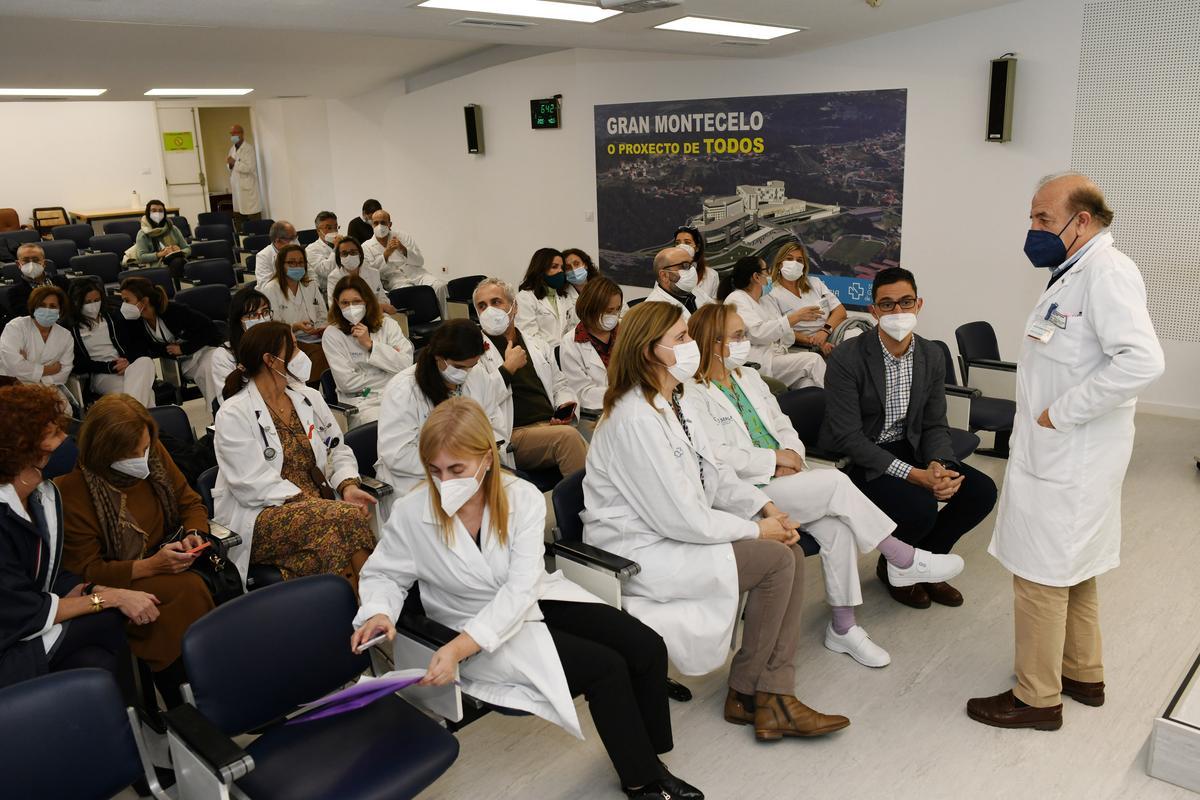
top-left (141, 302), bottom-right (223, 358)
top-left (70, 311), bottom-right (150, 376)
top-left (0, 483), bottom-right (79, 688)
top-left (819, 331), bottom-right (955, 482)
top-left (8, 273), bottom-right (71, 319)
top-left (346, 217), bottom-right (373, 248)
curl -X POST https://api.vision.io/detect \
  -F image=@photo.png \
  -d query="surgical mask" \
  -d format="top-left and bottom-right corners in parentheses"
top-left (780, 260), bottom-right (805, 281)
top-left (373, 224), bottom-right (391, 239)
top-left (565, 266), bottom-right (589, 285)
top-left (763, 277), bottom-right (774, 295)
top-left (878, 312), bottom-right (918, 341)
top-left (478, 305), bottom-right (512, 337)
top-left (82, 301), bottom-right (102, 320)
top-left (545, 272), bottom-right (567, 290)
top-left (149, 211), bottom-right (165, 225)
top-left (656, 339), bottom-right (700, 382)
top-left (599, 313), bottom-right (619, 332)
top-left (274, 350), bottom-right (312, 383)
top-left (724, 340), bottom-right (752, 369)
top-left (1024, 213), bottom-right (1079, 269)
top-left (242, 315), bottom-right (270, 331)
top-left (33, 308), bottom-right (60, 327)
top-left (231, 135), bottom-right (241, 145)
top-left (323, 230), bottom-right (339, 244)
top-left (19, 261), bottom-right (44, 280)
top-left (676, 243), bottom-right (696, 258)
top-left (111, 449), bottom-right (150, 480)
top-left (120, 301), bottom-right (142, 321)
top-left (342, 303), bottom-right (367, 325)
top-left (440, 362), bottom-right (471, 385)
top-left (341, 254), bottom-right (361, 271)
top-left (674, 266), bottom-right (698, 294)
top-left (433, 460), bottom-right (486, 517)
top-left (286, 266), bottom-right (306, 282)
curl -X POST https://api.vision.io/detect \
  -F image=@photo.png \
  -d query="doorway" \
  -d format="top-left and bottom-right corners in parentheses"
top-left (197, 107), bottom-right (259, 217)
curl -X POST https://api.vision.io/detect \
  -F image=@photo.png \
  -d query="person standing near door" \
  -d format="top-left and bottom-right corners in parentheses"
top-left (226, 124), bottom-right (262, 230)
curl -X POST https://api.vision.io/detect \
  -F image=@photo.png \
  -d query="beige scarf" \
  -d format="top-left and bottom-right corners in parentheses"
top-left (80, 449), bottom-right (181, 561)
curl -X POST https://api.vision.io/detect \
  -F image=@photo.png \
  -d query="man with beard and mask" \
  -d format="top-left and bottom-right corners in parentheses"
top-left (644, 246), bottom-right (715, 319)
top-left (819, 267), bottom-right (997, 610)
top-left (967, 173), bottom-right (1163, 731)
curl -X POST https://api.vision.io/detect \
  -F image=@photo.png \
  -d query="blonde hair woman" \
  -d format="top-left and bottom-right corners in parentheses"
top-left (353, 398), bottom-right (699, 800)
top-left (765, 241), bottom-right (847, 356)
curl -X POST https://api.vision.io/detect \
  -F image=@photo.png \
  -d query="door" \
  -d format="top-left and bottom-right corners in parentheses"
top-left (156, 107), bottom-right (209, 223)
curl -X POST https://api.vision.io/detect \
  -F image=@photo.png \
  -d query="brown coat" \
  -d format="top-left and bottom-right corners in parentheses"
top-left (55, 441), bottom-right (214, 671)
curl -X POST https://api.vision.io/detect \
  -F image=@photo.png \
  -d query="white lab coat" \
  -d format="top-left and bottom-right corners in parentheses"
top-left (515, 287), bottom-right (579, 351)
top-left (582, 388), bottom-right (769, 675)
top-left (361, 234), bottom-right (426, 290)
top-left (763, 277), bottom-right (842, 334)
top-left (376, 364), bottom-right (513, 499)
top-left (325, 265), bottom-right (390, 308)
top-left (725, 289), bottom-right (825, 389)
top-left (478, 327), bottom-right (577, 425)
top-left (643, 283), bottom-right (714, 320)
top-left (254, 244), bottom-right (281, 286)
top-left (696, 266), bottom-right (720, 300)
top-left (355, 476), bottom-right (602, 738)
top-left (305, 239), bottom-right (338, 293)
top-left (227, 142), bottom-right (261, 215)
top-left (209, 347), bottom-right (236, 407)
top-left (212, 381), bottom-right (358, 582)
top-left (990, 231), bottom-right (1165, 587)
top-left (559, 328), bottom-right (611, 412)
top-left (320, 317), bottom-right (414, 423)
top-left (0, 317), bottom-right (74, 390)
top-left (260, 278), bottom-right (328, 328)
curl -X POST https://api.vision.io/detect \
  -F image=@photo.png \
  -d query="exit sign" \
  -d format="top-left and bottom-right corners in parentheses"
top-left (531, 97), bottom-right (561, 129)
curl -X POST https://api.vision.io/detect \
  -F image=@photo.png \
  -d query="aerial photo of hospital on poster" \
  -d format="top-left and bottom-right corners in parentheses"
top-left (594, 89), bottom-right (907, 310)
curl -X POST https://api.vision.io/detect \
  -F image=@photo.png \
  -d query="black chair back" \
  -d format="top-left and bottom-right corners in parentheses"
top-left (242, 234), bottom-right (272, 256)
top-left (296, 228), bottom-right (318, 246)
top-left (71, 252), bottom-right (122, 285)
top-left (344, 421), bottom-right (378, 478)
top-left (89, 233), bottom-right (133, 258)
top-left (775, 387), bottom-right (825, 453)
top-left (184, 257), bottom-right (237, 287)
top-left (173, 215), bottom-right (192, 240)
top-left (176, 284), bottom-right (232, 323)
top-left (189, 239), bottom-right (235, 264)
top-left (40, 239), bottom-right (78, 270)
top-left (104, 220), bottom-right (142, 239)
top-left (43, 435), bottom-right (79, 480)
top-left (0, 229), bottom-right (39, 246)
top-left (955, 321), bottom-right (1002, 363)
top-left (242, 218), bottom-right (274, 237)
top-left (0, 669), bottom-right (147, 800)
top-left (194, 224), bottom-right (235, 247)
top-left (551, 469), bottom-right (586, 543)
top-left (197, 211), bottom-right (234, 229)
top-left (149, 404), bottom-right (195, 444)
top-left (197, 466), bottom-right (217, 516)
top-left (446, 274), bottom-right (486, 303)
top-left (932, 339), bottom-right (960, 386)
top-left (183, 575), bottom-right (370, 735)
top-left (52, 223), bottom-right (93, 251)
top-left (118, 266), bottom-right (173, 298)
top-left (388, 285), bottom-right (440, 325)
top-left (627, 296), bottom-right (647, 308)
top-left (319, 369), bottom-right (338, 405)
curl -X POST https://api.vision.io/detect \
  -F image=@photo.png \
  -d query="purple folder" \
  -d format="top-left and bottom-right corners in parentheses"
top-left (287, 669), bottom-right (427, 725)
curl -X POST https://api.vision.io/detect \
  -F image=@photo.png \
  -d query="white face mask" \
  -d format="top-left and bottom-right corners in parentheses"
top-left (780, 259), bottom-right (805, 281)
top-left (676, 242), bottom-right (696, 258)
top-left (878, 312), bottom-right (918, 341)
top-left (82, 301), bottom-right (102, 320)
top-left (19, 261), bottom-right (44, 280)
top-left (674, 265), bottom-right (698, 294)
top-left (111, 449), bottom-right (150, 480)
top-left (242, 315), bottom-right (270, 331)
top-left (231, 134), bottom-right (242, 145)
top-left (599, 313), bottom-right (620, 332)
top-left (373, 224), bottom-right (391, 239)
top-left (724, 339), bottom-right (752, 369)
top-left (440, 362), bottom-right (471, 385)
top-left (342, 303), bottom-right (367, 325)
top-left (341, 254), bottom-right (361, 271)
top-left (323, 230), bottom-right (339, 244)
top-left (656, 339), bottom-right (701, 382)
top-left (149, 211), bottom-right (165, 225)
top-left (120, 301), bottom-right (142, 321)
top-left (274, 350), bottom-right (312, 383)
top-left (433, 459), bottom-right (486, 517)
top-left (478, 305), bottom-right (512, 337)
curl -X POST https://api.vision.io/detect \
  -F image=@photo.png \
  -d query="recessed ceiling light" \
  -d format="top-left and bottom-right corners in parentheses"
top-left (417, 0), bottom-right (620, 24)
top-left (0, 88), bottom-right (107, 97)
top-left (654, 16), bottom-right (805, 40)
top-left (144, 88), bottom-right (254, 96)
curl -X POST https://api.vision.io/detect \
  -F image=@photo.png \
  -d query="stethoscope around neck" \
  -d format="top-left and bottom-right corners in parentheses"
top-left (253, 396), bottom-right (339, 461)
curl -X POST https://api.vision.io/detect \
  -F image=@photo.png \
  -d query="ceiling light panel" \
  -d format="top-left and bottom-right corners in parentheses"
top-left (0, 88), bottom-right (107, 96)
top-left (144, 88), bottom-right (254, 96)
top-left (654, 16), bottom-right (805, 40)
top-left (417, 0), bottom-right (620, 23)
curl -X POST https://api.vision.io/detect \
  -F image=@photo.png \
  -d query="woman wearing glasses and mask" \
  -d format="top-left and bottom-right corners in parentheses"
top-left (209, 287), bottom-right (272, 408)
top-left (672, 226), bottom-right (719, 299)
top-left (212, 322), bottom-right (376, 591)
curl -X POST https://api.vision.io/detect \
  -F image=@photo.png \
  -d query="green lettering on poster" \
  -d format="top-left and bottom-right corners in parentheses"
top-left (163, 131), bottom-right (194, 151)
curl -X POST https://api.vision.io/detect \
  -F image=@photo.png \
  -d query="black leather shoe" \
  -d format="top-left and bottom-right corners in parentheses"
top-left (666, 678), bottom-right (692, 702)
top-left (877, 555), bottom-right (930, 609)
top-left (658, 761), bottom-right (704, 799)
top-left (623, 780), bottom-right (674, 799)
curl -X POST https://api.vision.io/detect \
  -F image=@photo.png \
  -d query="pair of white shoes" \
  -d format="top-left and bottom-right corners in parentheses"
top-left (824, 549), bottom-right (965, 668)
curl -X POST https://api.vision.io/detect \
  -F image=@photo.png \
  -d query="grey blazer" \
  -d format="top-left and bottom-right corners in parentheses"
top-left (818, 331), bottom-right (955, 482)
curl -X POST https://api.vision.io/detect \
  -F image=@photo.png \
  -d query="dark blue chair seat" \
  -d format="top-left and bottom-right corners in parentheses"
top-left (514, 466), bottom-right (562, 494)
top-left (970, 395), bottom-right (1017, 432)
top-left (189, 239), bottom-right (235, 264)
top-left (950, 428), bottom-right (981, 463)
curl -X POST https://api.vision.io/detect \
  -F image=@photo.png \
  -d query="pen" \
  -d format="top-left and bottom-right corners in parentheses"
top-left (1044, 302), bottom-right (1058, 321)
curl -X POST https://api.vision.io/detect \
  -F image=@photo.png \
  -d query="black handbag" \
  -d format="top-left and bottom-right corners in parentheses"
top-left (162, 528), bottom-right (245, 606)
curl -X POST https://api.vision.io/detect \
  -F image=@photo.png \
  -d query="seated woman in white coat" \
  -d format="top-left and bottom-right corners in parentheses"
top-left (353, 398), bottom-right (700, 800)
top-left (213, 322), bottom-right (376, 590)
top-left (209, 287), bottom-right (272, 408)
top-left (259, 243), bottom-right (330, 384)
top-left (66, 279), bottom-right (156, 409)
top-left (321, 274), bottom-right (413, 425)
top-left (682, 303), bottom-right (963, 668)
top-left (764, 242), bottom-right (847, 357)
top-left (324, 237), bottom-right (396, 315)
top-left (582, 300), bottom-right (849, 742)
top-left (717, 256), bottom-right (825, 390)
top-left (560, 275), bottom-right (622, 414)
top-left (376, 319), bottom-right (510, 501)
top-left (0, 285), bottom-right (75, 411)
top-left (515, 248), bottom-right (578, 351)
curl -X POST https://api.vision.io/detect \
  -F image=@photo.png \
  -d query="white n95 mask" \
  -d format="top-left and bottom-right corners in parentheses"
top-left (724, 340), bottom-right (752, 369)
top-left (373, 224), bottom-right (391, 239)
top-left (276, 350), bottom-right (313, 383)
top-left (120, 302), bottom-right (142, 321)
top-left (440, 362), bottom-right (471, 385)
top-left (20, 261), bottom-right (44, 280)
top-left (674, 266), bottom-right (698, 294)
top-left (341, 255), bottom-right (361, 271)
top-left (111, 449), bottom-right (151, 480)
top-left (878, 312), bottom-right (918, 341)
top-left (82, 301), bottom-right (102, 320)
top-left (478, 306), bottom-right (512, 337)
top-left (656, 339), bottom-right (701, 382)
top-left (676, 243), bottom-right (696, 258)
top-left (433, 460), bottom-right (486, 516)
top-left (780, 260), bottom-right (805, 281)
top-left (343, 304), bottom-right (367, 325)
top-left (600, 313), bottom-right (619, 332)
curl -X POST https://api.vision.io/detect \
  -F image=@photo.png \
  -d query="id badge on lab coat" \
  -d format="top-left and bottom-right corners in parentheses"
top-left (1026, 320), bottom-right (1055, 343)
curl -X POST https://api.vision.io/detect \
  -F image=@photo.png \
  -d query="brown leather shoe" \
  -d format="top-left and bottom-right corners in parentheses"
top-left (724, 689), bottom-right (755, 726)
top-left (1061, 676), bottom-right (1105, 707)
top-left (753, 692), bottom-right (850, 741)
top-left (923, 581), bottom-right (964, 607)
top-left (877, 556), bottom-right (930, 609)
top-left (967, 690), bottom-right (1062, 730)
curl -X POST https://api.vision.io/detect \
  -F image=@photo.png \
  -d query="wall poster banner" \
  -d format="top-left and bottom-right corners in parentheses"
top-left (593, 89), bottom-right (907, 310)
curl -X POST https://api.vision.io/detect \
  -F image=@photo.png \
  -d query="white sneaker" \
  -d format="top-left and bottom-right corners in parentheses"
top-left (824, 623), bottom-right (891, 668)
top-left (886, 549), bottom-right (964, 588)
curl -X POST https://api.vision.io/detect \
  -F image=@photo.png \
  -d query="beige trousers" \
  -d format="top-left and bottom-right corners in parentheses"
top-left (1013, 574), bottom-right (1104, 708)
top-left (728, 540), bottom-right (806, 696)
top-left (510, 422), bottom-right (588, 478)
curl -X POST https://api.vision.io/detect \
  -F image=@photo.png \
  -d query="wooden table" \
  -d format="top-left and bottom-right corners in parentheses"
top-left (72, 207), bottom-right (179, 234)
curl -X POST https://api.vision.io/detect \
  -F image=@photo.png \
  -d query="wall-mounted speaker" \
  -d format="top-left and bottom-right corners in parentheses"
top-left (464, 104), bottom-right (484, 154)
top-left (986, 56), bottom-right (1017, 143)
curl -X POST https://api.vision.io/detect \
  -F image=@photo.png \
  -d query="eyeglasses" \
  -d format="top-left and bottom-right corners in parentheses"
top-left (662, 261), bottom-right (695, 273)
top-left (719, 333), bottom-right (750, 343)
top-left (874, 297), bottom-right (918, 312)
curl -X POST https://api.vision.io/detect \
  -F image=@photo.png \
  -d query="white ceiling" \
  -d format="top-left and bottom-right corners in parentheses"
top-left (0, 0), bottom-right (1020, 100)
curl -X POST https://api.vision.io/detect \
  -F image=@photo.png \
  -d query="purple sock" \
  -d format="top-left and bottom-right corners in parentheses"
top-left (831, 606), bottom-right (857, 635)
top-left (877, 535), bottom-right (915, 569)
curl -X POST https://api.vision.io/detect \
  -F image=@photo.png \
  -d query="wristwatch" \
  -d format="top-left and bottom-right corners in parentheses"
top-left (89, 593), bottom-right (105, 613)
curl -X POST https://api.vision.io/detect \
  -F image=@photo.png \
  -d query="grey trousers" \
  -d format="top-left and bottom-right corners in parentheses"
top-left (728, 539), bottom-right (806, 695)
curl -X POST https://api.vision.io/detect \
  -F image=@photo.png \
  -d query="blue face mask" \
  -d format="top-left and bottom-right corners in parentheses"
top-left (565, 266), bottom-right (588, 285)
top-left (545, 271), bottom-right (567, 290)
top-left (764, 278), bottom-right (774, 295)
top-left (286, 267), bottom-right (306, 282)
top-left (33, 307), bottom-right (60, 327)
top-left (1024, 213), bottom-right (1079, 269)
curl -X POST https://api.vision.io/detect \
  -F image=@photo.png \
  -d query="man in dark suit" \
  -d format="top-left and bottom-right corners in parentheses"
top-left (346, 198), bottom-right (382, 247)
top-left (8, 243), bottom-right (70, 319)
top-left (820, 267), bottom-right (996, 609)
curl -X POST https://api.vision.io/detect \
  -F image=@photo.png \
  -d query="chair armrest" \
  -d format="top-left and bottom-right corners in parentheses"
top-left (550, 541), bottom-right (641, 580)
top-left (580, 408), bottom-right (601, 422)
top-left (967, 358), bottom-right (1017, 372)
top-left (397, 612), bottom-right (459, 651)
top-left (359, 475), bottom-right (393, 499)
top-left (944, 385), bottom-right (982, 399)
top-left (324, 399), bottom-right (359, 417)
top-left (208, 522), bottom-right (243, 549)
top-left (162, 703), bottom-right (254, 784)
top-left (804, 447), bottom-right (850, 470)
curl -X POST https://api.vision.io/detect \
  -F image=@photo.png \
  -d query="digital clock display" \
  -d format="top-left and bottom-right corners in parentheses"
top-left (531, 98), bottom-right (561, 129)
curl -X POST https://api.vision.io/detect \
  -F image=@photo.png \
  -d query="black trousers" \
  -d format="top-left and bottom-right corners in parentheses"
top-left (849, 440), bottom-right (997, 555)
top-left (47, 608), bottom-right (126, 674)
top-left (540, 600), bottom-right (672, 788)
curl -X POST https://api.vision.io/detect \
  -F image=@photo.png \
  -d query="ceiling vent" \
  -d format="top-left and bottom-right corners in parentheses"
top-left (450, 17), bottom-right (537, 30)
top-left (718, 40), bottom-right (768, 47)
top-left (599, 0), bottom-right (684, 11)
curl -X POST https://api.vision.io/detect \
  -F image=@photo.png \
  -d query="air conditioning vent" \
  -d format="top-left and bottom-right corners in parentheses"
top-left (450, 17), bottom-right (537, 30)
top-left (719, 40), bottom-right (768, 47)
top-left (599, 0), bottom-right (684, 11)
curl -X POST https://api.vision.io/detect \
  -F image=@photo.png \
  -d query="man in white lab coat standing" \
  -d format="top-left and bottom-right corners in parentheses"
top-left (226, 124), bottom-right (262, 230)
top-left (968, 172), bottom-right (1164, 731)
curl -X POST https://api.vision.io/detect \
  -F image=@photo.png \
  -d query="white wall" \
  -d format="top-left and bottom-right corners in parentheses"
top-left (0, 101), bottom-right (167, 223)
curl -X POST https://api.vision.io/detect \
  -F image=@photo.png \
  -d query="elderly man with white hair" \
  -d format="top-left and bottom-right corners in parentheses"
top-left (472, 277), bottom-right (587, 482)
top-left (643, 245), bottom-right (715, 319)
top-left (967, 172), bottom-right (1164, 731)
